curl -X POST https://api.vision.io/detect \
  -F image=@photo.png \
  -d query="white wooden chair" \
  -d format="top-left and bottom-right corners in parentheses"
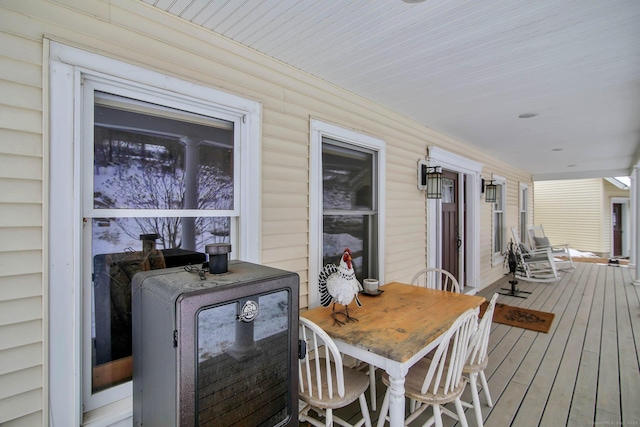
top-left (298, 317), bottom-right (372, 427)
top-left (527, 224), bottom-right (575, 270)
top-left (360, 268), bottom-right (461, 412)
top-left (376, 308), bottom-right (478, 427)
top-left (510, 227), bottom-right (561, 283)
top-left (461, 292), bottom-right (499, 427)
top-left (411, 267), bottom-right (461, 293)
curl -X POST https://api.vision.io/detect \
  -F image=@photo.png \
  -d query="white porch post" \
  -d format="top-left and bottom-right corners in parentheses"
top-left (181, 136), bottom-right (201, 251)
top-left (633, 165), bottom-right (640, 285)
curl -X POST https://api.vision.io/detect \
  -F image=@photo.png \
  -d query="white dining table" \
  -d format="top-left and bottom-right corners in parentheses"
top-left (301, 282), bottom-right (485, 427)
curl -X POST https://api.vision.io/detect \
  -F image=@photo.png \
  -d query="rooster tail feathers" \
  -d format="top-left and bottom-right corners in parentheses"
top-left (318, 263), bottom-right (338, 307)
top-left (354, 293), bottom-right (362, 307)
top-left (319, 281), bottom-right (332, 307)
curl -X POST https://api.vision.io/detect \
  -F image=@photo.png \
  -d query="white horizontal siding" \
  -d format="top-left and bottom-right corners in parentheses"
top-left (534, 179), bottom-right (605, 253)
top-left (0, 8), bottom-right (46, 423)
top-left (0, 388), bottom-right (43, 425)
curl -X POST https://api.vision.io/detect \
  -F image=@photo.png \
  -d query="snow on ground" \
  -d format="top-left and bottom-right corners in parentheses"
top-left (568, 248), bottom-right (599, 258)
top-left (197, 291), bottom-right (288, 362)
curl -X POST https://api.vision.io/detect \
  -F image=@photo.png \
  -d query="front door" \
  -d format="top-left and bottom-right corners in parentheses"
top-left (613, 203), bottom-right (622, 256)
top-left (441, 170), bottom-right (460, 281)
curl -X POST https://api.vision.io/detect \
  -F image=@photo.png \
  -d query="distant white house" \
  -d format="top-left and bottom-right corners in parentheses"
top-left (533, 178), bottom-right (630, 258)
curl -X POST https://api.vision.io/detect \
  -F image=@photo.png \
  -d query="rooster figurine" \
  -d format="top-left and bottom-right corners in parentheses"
top-left (319, 248), bottom-right (363, 326)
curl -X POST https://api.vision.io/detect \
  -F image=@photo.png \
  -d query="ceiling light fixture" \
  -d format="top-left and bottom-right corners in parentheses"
top-left (518, 113), bottom-right (537, 119)
top-left (552, 148), bottom-right (563, 152)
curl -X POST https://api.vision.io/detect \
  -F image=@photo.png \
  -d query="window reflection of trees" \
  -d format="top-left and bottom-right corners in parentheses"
top-left (93, 125), bottom-right (233, 251)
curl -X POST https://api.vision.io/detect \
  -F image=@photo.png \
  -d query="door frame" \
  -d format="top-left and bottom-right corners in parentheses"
top-left (611, 197), bottom-right (630, 257)
top-left (427, 146), bottom-right (482, 291)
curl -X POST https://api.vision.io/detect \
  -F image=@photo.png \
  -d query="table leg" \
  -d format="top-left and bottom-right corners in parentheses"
top-left (388, 375), bottom-right (406, 426)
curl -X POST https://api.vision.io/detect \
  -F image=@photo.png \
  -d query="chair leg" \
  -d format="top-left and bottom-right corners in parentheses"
top-left (468, 372), bottom-right (483, 427)
top-left (359, 393), bottom-right (373, 427)
top-left (325, 408), bottom-right (333, 427)
top-left (376, 388), bottom-right (391, 427)
top-left (369, 365), bottom-right (377, 411)
top-left (433, 404), bottom-right (444, 427)
top-left (478, 370), bottom-right (493, 407)
top-left (453, 398), bottom-right (469, 427)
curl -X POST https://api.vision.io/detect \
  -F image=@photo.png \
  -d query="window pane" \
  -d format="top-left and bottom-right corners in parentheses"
top-left (91, 217), bottom-right (230, 393)
top-left (322, 141), bottom-right (373, 210)
top-left (197, 290), bottom-right (290, 425)
top-left (494, 213), bottom-right (503, 253)
top-left (94, 104), bottom-right (234, 210)
top-left (323, 214), bottom-right (377, 282)
top-left (495, 184), bottom-right (503, 210)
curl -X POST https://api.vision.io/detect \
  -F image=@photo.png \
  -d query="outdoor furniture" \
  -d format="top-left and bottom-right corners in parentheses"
top-left (301, 282), bottom-right (485, 427)
top-left (463, 292), bottom-right (499, 427)
top-left (527, 224), bottom-right (575, 269)
top-left (510, 227), bottom-right (561, 283)
top-left (377, 308), bottom-right (478, 427)
top-left (298, 317), bottom-right (372, 427)
top-left (410, 267), bottom-right (461, 293)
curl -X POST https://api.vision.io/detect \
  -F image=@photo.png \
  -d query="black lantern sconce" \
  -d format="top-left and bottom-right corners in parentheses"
top-left (417, 159), bottom-right (443, 199)
top-left (484, 177), bottom-right (497, 203)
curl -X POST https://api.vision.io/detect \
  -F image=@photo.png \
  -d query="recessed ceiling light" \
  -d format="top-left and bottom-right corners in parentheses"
top-left (518, 113), bottom-right (538, 119)
top-left (552, 148), bottom-right (563, 152)
top-left (567, 164), bottom-right (576, 168)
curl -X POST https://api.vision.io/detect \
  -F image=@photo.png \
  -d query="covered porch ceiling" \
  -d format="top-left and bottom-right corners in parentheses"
top-left (143, 0), bottom-right (640, 181)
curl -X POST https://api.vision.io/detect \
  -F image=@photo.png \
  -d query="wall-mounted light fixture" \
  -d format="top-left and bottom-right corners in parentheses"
top-left (484, 177), bottom-right (497, 203)
top-left (418, 159), bottom-right (443, 199)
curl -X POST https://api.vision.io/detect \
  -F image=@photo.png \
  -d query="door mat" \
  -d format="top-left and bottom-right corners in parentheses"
top-left (480, 302), bottom-right (554, 333)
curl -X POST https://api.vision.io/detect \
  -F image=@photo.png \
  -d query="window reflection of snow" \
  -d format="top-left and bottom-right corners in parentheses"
top-left (197, 291), bottom-right (288, 362)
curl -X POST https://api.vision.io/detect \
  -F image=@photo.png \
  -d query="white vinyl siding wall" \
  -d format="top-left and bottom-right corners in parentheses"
top-left (534, 179), bottom-right (607, 254)
top-left (0, 1), bottom-right (533, 424)
top-left (0, 25), bottom-right (46, 427)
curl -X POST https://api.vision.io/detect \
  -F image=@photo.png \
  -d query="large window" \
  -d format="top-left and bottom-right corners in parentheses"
top-left (84, 89), bottom-right (239, 409)
top-left (309, 120), bottom-right (385, 307)
top-left (322, 139), bottom-right (378, 281)
top-left (492, 176), bottom-right (507, 264)
top-left (49, 42), bottom-right (260, 425)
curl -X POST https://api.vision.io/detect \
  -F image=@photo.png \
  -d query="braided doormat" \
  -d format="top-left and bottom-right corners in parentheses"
top-left (480, 302), bottom-right (554, 333)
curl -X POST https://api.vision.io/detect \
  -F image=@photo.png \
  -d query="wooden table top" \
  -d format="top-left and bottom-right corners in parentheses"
top-left (301, 282), bottom-right (485, 363)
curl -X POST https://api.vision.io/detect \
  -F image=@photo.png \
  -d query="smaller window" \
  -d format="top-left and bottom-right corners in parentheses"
top-left (492, 177), bottom-right (507, 264)
top-left (519, 183), bottom-right (529, 244)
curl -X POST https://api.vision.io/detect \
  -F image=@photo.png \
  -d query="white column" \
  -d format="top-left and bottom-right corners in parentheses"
top-left (633, 166), bottom-right (640, 285)
top-left (630, 171), bottom-right (636, 266)
top-left (180, 136), bottom-right (201, 251)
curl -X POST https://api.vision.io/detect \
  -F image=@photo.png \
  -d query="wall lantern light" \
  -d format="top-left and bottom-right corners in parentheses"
top-left (417, 159), bottom-right (443, 199)
top-left (484, 178), bottom-right (497, 203)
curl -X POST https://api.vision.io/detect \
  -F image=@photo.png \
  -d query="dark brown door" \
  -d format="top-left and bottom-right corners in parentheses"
top-left (613, 203), bottom-right (622, 256)
top-left (441, 170), bottom-right (459, 281)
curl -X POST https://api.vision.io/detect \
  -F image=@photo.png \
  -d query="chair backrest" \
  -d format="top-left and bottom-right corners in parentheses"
top-left (420, 308), bottom-right (478, 396)
top-left (527, 225), bottom-right (550, 250)
top-left (298, 317), bottom-right (345, 400)
top-left (467, 293), bottom-right (499, 367)
top-left (411, 268), bottom-right (461, 293)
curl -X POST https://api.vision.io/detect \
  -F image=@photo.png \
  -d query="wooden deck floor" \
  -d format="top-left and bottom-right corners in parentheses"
top-left (327, 261), bottom-right (640, 427)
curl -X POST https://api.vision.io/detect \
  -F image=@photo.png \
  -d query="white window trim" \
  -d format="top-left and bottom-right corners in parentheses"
top-left (309, 119), bottom-right (385, 308)
top-left (492, 175), bottom-right (507, 266)
top-left (48, 41), bottom-right (261, 426)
